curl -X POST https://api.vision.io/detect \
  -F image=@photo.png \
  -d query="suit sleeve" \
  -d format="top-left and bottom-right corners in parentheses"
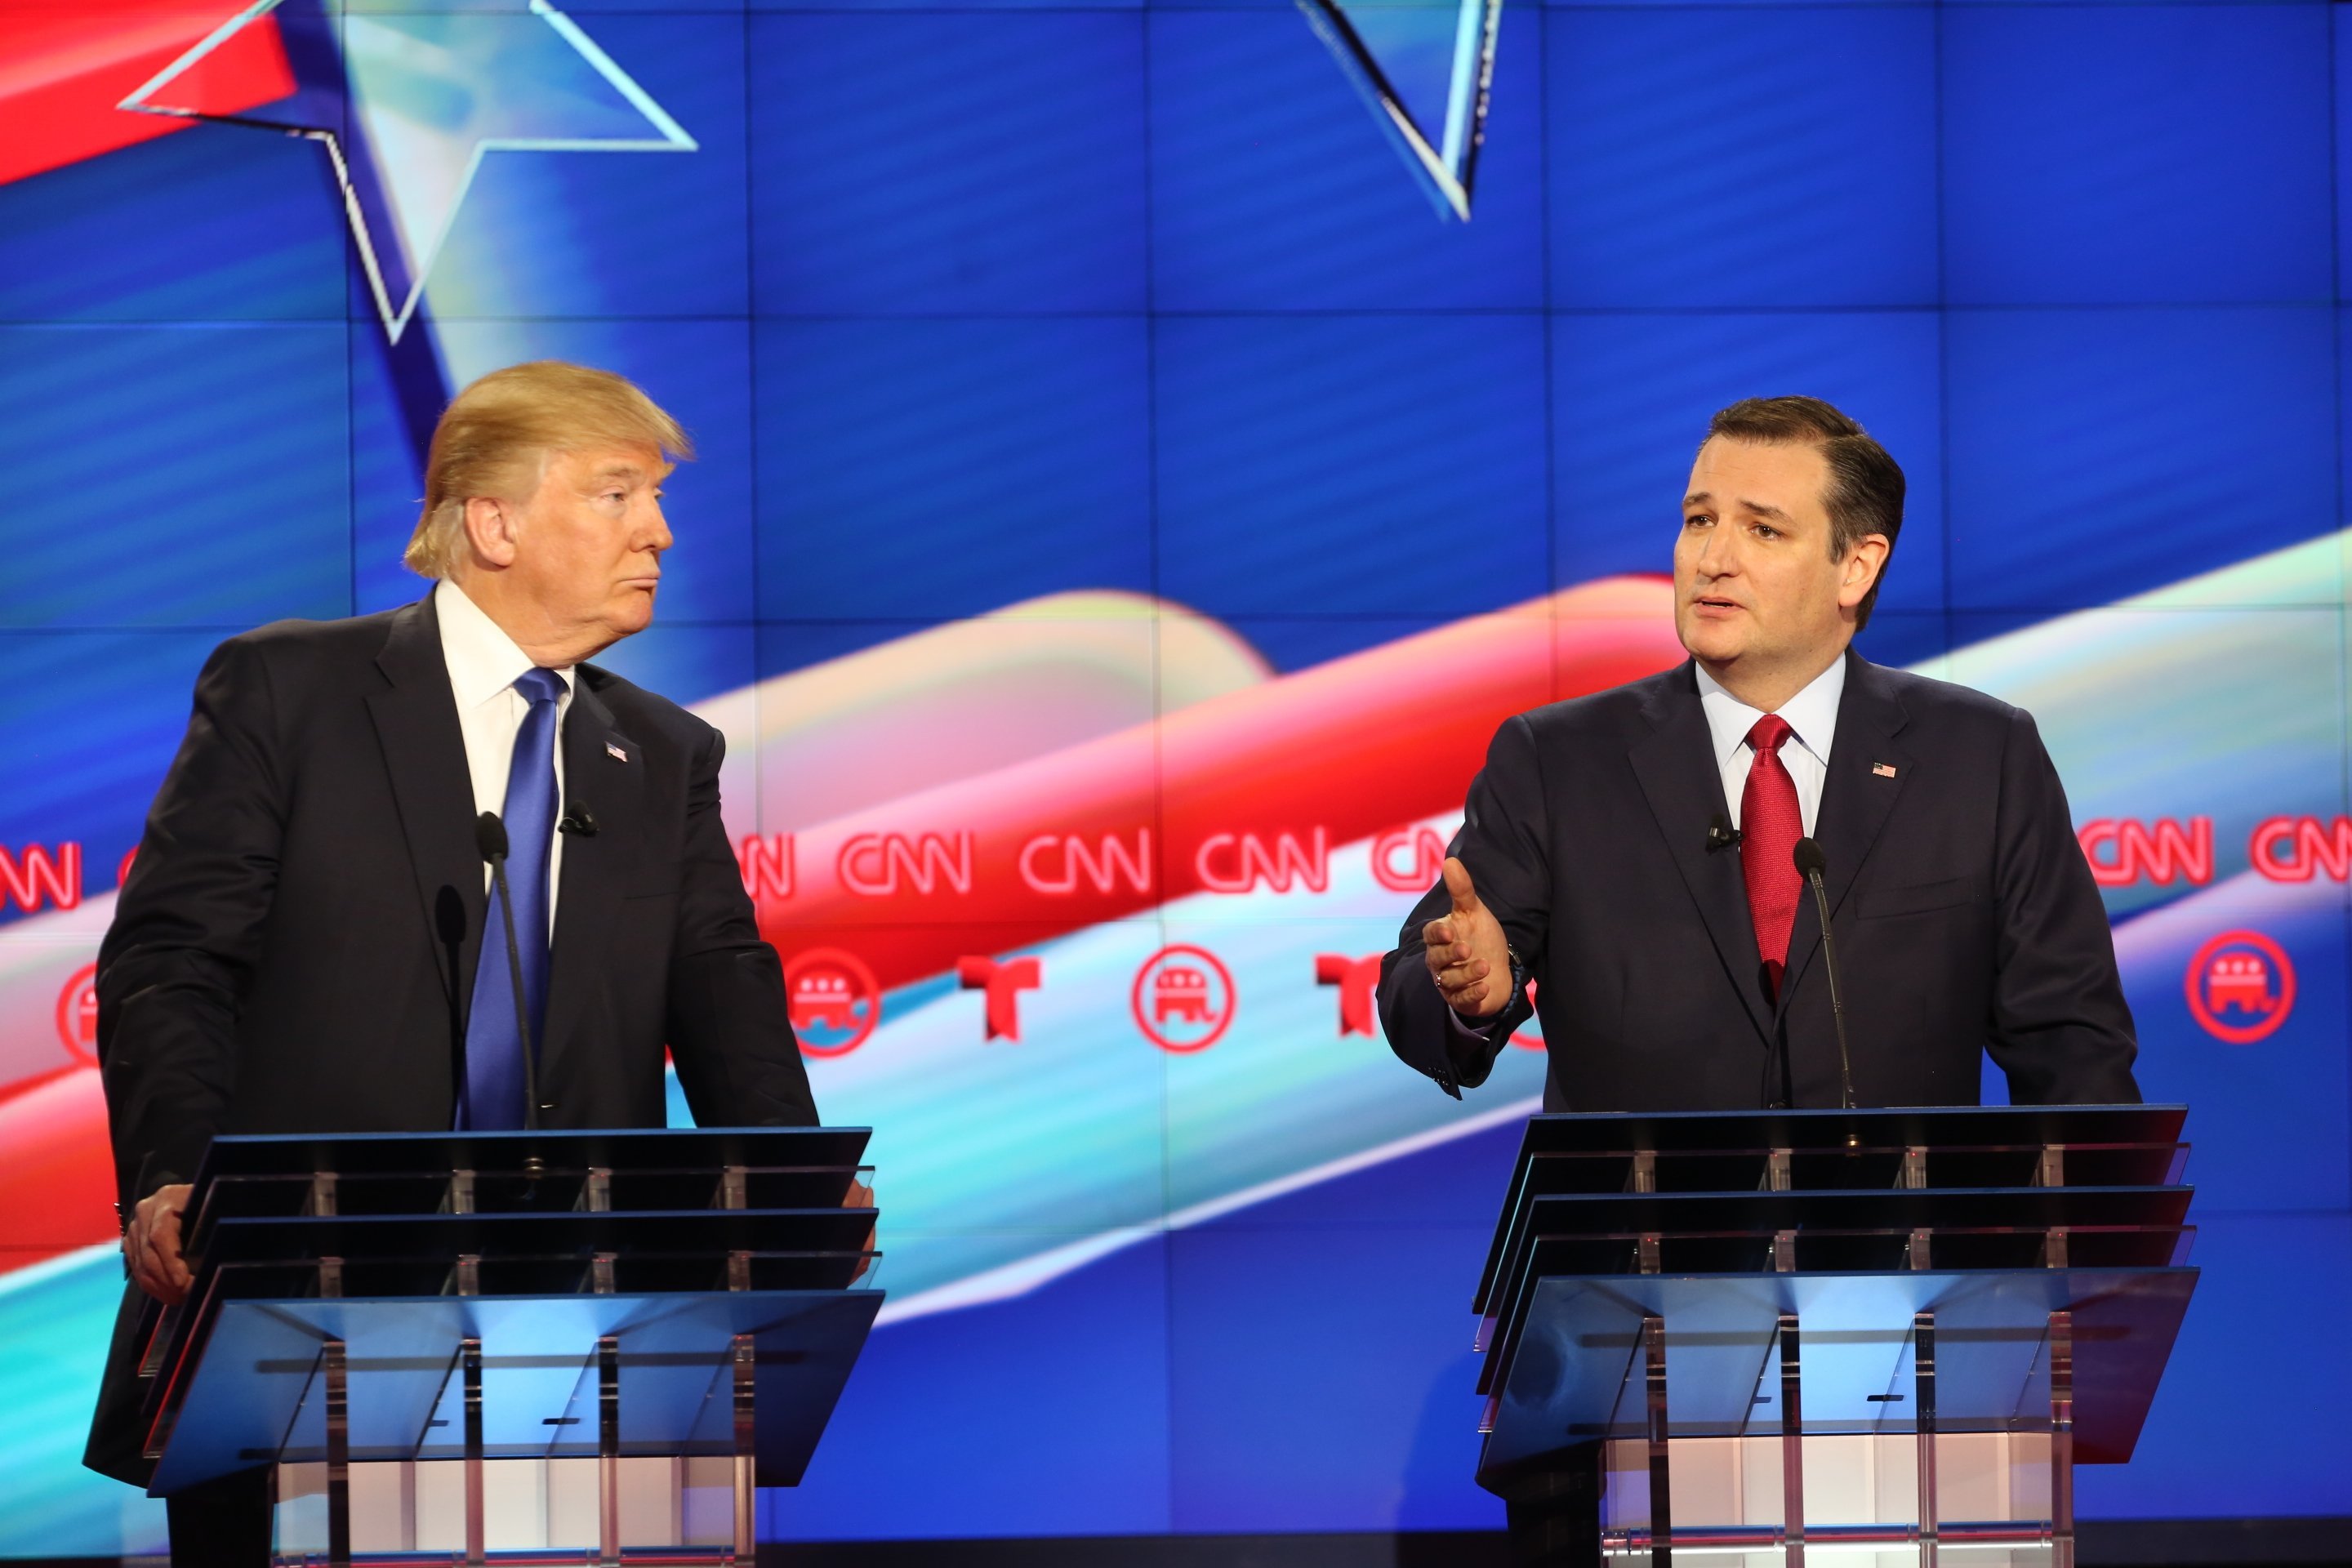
top-left (1378, 712), bottom-right (1549, 1097)
top-left (663, 724), bottom-right (820, 1129)
top-left (1984, 706), bottom-right (2141, 1105)
top-left (96, 635), bottom-right (287, 1218)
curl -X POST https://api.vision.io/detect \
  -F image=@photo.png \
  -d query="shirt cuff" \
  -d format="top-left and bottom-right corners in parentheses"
top-left (1446, 1004), bottom-right (1509, 1042)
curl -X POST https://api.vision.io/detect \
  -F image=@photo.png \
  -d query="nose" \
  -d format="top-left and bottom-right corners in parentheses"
top-left (644, 499), bottom-right (673, 555)
top-left (1692, 523), bottom-right (1739, 579)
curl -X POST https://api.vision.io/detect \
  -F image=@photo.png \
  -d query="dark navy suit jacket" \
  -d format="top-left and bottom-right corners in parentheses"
top-left (1379, 652), bottom-right (2140, 1112)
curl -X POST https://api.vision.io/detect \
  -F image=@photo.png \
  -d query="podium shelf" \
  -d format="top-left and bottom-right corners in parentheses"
top-left (148, 1289), bottom-right (880, 1496)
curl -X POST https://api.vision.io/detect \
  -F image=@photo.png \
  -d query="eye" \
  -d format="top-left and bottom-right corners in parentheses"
top-left (1754, 523), bottom-right (1780, 540)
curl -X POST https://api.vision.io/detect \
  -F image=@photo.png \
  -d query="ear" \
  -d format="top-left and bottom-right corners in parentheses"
top-left (461, 496), bottom-right (520, 570)
top-left (1836, 533), bottom-right (1891, 612)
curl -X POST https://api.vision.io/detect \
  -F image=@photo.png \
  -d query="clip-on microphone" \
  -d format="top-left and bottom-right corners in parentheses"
top-left (1706, 813), bottom-right (1742, 852)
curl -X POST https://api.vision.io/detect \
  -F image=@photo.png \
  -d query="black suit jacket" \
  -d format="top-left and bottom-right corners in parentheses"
top-left (1379, 653), bottom-right (2140, 1112)
top-left (87, 593), bottom-right (816, 1482)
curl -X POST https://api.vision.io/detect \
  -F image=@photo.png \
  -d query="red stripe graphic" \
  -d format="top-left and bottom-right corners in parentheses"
top-left (758, 579), bottom-right (1682, 981)
top-left (0, 7), bottom-right (296, 187)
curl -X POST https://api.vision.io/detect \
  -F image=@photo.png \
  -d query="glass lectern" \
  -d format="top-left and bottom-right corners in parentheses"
top-left (131, 1127), bottom-right (882, 1566)
top-left (1472, 1107), bottom-right (2196, 1567)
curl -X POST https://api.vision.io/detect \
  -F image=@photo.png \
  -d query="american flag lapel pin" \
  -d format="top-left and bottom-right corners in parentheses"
top-left (1873, 761), bottom-right (1898, 778)
top-left (607, 741), bottom-right (629, 763)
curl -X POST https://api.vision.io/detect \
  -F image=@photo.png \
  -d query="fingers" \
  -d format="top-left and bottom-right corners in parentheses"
top-left (843, 1179), bottom-right (877, 1281)
top-left (127, 1225), bottom-right (185, 1305)
top-left (1434, 956), bottom-right (1491, 992)
top-left (150, 1210), bottom-right (191, 1299)
top-left (161, 1230), bottom-right (193, 1295)
top-left (1441, 857), bottom-right (1480, 916)
top-left (127, 1187), bottom-right (194, 1305)
top-left (1434, 957), bottom-right (1497, 1014)
top-left (845, 1180), bottom-right (878, 1282)
top-left (1423, 919), bottom-right (1467, 981)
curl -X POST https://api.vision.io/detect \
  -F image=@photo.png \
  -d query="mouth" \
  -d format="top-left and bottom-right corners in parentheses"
top-left (1690, 595), bottom-right (1741, 615)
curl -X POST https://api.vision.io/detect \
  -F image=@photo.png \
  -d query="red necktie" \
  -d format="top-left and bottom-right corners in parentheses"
top-left (1740, 714), bottom-right (1802, 1001)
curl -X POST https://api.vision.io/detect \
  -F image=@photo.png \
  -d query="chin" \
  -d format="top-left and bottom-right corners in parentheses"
top-left (1675, 621), bottom-right (1740, 665)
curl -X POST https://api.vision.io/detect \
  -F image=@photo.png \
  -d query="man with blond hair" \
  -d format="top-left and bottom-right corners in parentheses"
top-left (84, 362), bottom-right (826, 1562)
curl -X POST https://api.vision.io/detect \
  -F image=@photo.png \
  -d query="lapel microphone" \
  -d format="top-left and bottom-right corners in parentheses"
top-left (1793, 836), bottom-right (1858, 1127)
top-left (558, 806), bottom-right (598, 838)
top-left (1706, 813), bottom-right (1742, 852)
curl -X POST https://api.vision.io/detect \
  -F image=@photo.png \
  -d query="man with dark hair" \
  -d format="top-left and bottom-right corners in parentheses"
top-left (1704, 394), bottom-right (1906, 628)
top-left (1381, 390), bottom-right (2136, 1112)
top-left (1378, 392), bottom-right (2137, 1559)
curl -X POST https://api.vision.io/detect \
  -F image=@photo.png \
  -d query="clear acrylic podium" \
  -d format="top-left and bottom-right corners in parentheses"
top-left (131, 1128), bottom-right (883, 1566)
top-left (1472, 1107), bottom-right (2195, 1567)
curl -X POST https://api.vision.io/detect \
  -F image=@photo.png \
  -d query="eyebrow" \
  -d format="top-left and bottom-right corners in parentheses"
top-left (1684, 491), bottom-right (1793, 522)
top-left (587, 463), bottom-right (649, 483)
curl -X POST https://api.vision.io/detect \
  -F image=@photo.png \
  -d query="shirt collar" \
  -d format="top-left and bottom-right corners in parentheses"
top-left (1695, 653), bottom-right (1847, 769)
top-left (434, 579), bottom-right (573, 710)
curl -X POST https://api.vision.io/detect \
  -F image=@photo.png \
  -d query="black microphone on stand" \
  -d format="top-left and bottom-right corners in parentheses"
top-left (1792, 838), bottom-right (1857, 1132)
top-left (474, 812), bottom-right (542, 1146)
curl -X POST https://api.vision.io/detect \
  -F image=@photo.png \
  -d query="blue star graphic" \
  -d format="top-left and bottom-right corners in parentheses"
top-left (1298, 0), bottom-right (1501, 220)
top-left (120, 0), bottom-right (696, 341)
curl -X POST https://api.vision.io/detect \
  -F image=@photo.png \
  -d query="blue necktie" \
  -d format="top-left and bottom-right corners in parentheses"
top-left (460, 667), bottom-right (564, 1129)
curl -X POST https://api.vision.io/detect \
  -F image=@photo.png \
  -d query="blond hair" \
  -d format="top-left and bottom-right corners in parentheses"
top-left (404, 362), bottom-right (694, 578)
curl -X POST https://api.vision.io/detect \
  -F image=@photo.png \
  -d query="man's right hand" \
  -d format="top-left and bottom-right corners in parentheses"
top-left (126, 1183), bottom-right (194, 1305)
top-left (1422, 857), bottom-right (1514, 1018)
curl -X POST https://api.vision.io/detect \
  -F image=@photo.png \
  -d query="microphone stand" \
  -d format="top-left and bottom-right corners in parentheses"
top-left (1793, 839), bottom-right (1857, 1142)
top-left (475, 813), bottom-right (543, 1153)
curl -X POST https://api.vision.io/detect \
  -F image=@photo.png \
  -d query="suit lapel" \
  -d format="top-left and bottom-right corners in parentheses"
top-left (365, 595), bottom-right (486, 1010)
top-left (1777, 652), bottom-right (1913, 1017)
top-left (541, 673), bottom-right (644, 1096)
top-left (1628, 663), bottom-right (1773, 1046)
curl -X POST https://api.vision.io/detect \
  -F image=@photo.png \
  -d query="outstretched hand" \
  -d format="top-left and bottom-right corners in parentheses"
top-left (1421, 857), bottom-right (1514, 1018)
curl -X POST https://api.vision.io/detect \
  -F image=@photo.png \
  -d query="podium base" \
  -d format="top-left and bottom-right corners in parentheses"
top-left (271, 1455), bottom-right (752, 1564)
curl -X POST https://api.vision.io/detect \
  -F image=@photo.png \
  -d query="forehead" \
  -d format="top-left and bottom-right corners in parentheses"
top-left (1686, 436), bottom-right (1832, 517)
top-left (546, 443), bottom-right (669, 485)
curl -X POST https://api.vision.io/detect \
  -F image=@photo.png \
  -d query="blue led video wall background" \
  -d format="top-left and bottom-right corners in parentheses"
top-left (1, 0), bottom-right (2348, 1552)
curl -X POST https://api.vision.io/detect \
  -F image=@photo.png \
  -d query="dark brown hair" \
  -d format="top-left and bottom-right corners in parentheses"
top-left (1704, 395), bottom-right (1904, 630)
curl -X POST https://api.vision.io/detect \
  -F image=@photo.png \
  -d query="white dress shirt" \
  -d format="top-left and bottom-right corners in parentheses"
top-left (434, 578), bottom-right (573, 934)
top-left (1696, 656), bottom-right (1845, 837)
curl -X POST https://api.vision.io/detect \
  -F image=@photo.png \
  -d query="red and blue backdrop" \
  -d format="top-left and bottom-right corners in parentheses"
top-left (0, 0), bottom-right (2345, 1552)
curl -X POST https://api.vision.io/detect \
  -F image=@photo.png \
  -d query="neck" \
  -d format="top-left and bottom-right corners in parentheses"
top-left (446, 572), bottom-right (610, 668)
top-left (1697, 644), bottom-right (1846, 714)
